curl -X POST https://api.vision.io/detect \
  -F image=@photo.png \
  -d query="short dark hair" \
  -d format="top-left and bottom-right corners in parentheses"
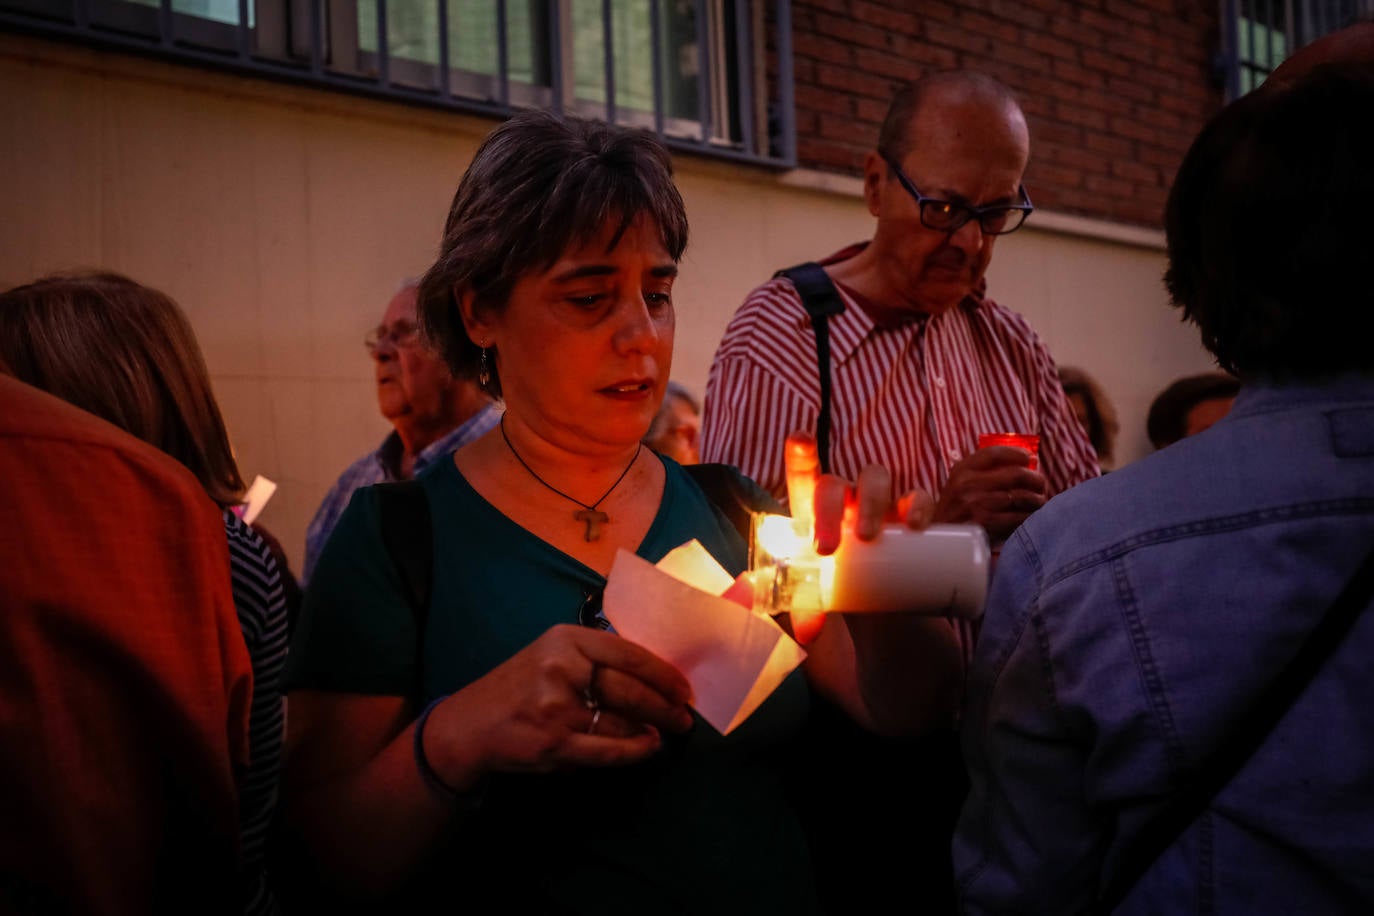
top-left (877, 70), bottom-right (1022, 163)
top-left (417, 110), bottom-right (689, 398)
top-left (1146, 372), bottom-right (1241, 450)
top-left (0, 271), bottom-right (246, 507)
top-left (1163, 61), bottom-right (1374, 378)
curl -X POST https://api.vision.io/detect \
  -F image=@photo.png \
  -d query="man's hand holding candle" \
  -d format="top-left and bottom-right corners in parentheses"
top-left (782, 432), bottom-right (939, 642)
top-left (779, 433), bottom-right (964, 735)
top-left (936, 442), bottom-right (1048, 543)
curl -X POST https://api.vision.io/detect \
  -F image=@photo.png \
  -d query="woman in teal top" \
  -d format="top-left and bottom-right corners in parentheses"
top-left (281, 110), bottom-right (964, 913)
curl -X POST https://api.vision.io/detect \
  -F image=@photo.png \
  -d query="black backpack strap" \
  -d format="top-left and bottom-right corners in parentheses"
top-left (374, 479), bottom-right (433, 700)
top-left (684, 462), bottom-right (784, 542)
top-left (775, 261), bottom-right (846, 474)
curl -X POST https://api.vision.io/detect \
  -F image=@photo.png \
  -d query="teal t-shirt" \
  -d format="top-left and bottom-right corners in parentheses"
top-left (287, 456), bottom-right (818, 914)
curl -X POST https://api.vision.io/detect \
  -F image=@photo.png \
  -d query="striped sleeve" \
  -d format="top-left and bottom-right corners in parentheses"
top-left (223, 511), bottom-right (289, 916)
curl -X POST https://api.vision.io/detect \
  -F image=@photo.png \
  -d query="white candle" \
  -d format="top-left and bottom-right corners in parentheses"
top-left (826, 523), bottom-right (990, 619)
top-left (751, 516), bottom-right (991, 620)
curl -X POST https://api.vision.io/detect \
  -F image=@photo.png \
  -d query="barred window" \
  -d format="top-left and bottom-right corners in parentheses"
top-left (0, 0), bottom-right (795, 167)
top-left (1222, 0), bottom-right (1374, 97)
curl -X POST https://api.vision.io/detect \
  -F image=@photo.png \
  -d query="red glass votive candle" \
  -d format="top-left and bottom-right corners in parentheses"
top-left (977, 432), bottom-right (1040, 470)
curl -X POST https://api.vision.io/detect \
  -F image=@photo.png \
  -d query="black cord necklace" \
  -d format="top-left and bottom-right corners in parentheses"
top-left (500, 415), bottom-right (643, 542)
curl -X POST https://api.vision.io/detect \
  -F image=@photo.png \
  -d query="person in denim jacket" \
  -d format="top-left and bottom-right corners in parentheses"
top-left (953, 59), bottom-right (1374, 914)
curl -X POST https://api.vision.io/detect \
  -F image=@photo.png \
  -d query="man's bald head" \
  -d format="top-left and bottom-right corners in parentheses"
top-left (877, 71), bottom-right (1026, 162)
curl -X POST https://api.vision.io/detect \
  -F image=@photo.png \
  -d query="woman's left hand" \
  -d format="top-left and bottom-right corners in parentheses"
top-left (425, 624), bottom-right (695, 788)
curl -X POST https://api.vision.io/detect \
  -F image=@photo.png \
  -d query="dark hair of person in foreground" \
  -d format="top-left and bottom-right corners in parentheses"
top-left (1163, 61), bottom-right (1374, 379)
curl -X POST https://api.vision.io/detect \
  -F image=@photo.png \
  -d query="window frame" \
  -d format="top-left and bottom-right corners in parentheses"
top-left (0, 0), bottom-right (796, 168)
top-left (1220, 0), bottom-right (1374, 99)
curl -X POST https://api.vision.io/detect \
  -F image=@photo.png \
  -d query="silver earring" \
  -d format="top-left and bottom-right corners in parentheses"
top-left (478, 346), bottom-right (491, 389)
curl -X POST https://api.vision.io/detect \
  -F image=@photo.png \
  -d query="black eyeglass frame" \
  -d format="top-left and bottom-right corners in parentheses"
top-left (880, 153), bottom-right (1034, 236)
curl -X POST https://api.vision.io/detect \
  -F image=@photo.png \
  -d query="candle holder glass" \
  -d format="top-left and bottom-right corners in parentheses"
top-left (749, 512), bottom-right (830, 615)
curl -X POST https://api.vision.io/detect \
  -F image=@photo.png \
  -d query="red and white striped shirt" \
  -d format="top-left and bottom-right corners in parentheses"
top-left (702, 246), bottom-right (1099, 659)
top-left (702, 245), bottom-right (1100, 505)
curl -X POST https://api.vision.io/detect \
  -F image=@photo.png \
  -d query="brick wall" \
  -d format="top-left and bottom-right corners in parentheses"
top-left (786, 0), bottom-right (1224, 228)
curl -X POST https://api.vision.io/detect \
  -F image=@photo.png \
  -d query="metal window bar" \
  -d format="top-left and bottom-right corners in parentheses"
top-left (1304, 0), bottom-right (1323, 35)
top-left (548, 0), bottom-right (563, 113)
top-left (733, 0), bottom-right (754, 157)
top-left (649, 0), bottom-right (664, 137)
top-left (0, 0), bottom-right (797, 168)
top-left (309, 0), bottom-right (323, 75)
top-left (236, 0), bottom-right (248, 58)
top-left (705, 0), bottom-right (725, 142)
top-left (712, 1), bottom-right (732, 142)
top-left (1225, 0), bottom-right (1373, 98)
top-left (601, 0), bottom-right (614, 125)
top-left (1242, 0), bottom-right (1252, 65)
top-left (375, 0), bottom-right (388, 85)
top-left (1266, 0), bottom-right (1280, 78)
top-left (436, 0), bottom-right (449, 101)
top-left (496, 0), bottom-right (509, 107)
top-left (695, 0), bottom-right (711, 144)
top-left (1230, 0), bottom-right (1243, 97)
top-left (1269, 0), bottom-right (1280, 71)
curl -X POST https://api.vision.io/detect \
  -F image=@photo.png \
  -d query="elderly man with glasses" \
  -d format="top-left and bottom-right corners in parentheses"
top-left (302, 280), bottom-right (499, 585)
top-left (700, 70), bottom-right (1098, 914)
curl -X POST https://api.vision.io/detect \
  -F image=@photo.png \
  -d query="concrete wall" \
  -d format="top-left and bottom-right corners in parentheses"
top-left (0, 34), bottom-right (1217, 576)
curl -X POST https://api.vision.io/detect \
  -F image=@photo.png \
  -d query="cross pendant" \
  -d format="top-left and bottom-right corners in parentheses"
top-left (574, 508), bottom-right (610, 542)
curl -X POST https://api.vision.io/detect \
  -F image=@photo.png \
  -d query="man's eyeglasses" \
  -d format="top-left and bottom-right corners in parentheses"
top-left (364, 321), bottom-right (421, 354)
top-left (880, 154), bottom-right (1033, 236)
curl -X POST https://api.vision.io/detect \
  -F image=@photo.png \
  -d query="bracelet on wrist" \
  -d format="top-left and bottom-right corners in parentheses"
top-left (413, 694), bottom-right (483, 809)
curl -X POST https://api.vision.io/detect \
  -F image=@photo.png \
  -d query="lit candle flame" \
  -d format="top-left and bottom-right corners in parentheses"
top-left (784, 433), bottom-right (819, 538)
top-left (751, 512), bottom-right (834, 613)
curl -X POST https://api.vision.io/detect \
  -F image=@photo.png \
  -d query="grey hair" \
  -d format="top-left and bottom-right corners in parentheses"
top-left (416, 109), bottom-right (689, 397)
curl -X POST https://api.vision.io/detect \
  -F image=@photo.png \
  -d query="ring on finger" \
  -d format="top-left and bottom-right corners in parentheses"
top-left (584, 664), bottom-right (599, 710)
top-left (586, 707), bottom-right (602, 735)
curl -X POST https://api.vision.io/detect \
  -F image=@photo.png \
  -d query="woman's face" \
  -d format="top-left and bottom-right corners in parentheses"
top-left (468, 215), bottom-right (677, 454)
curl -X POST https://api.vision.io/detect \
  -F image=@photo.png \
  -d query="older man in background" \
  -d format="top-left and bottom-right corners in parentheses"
top-left (703, 72), bottom-right (1097, 537)
top-left (702, 70), bottom-right (1098, 914)
top-left (303, 280), bottom-right (499, 583)
top-left (642, 380), bottom-right (701, 465)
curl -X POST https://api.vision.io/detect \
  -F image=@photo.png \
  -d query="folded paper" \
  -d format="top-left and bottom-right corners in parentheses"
top-left (602, 541), bottom-right (806, 735)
